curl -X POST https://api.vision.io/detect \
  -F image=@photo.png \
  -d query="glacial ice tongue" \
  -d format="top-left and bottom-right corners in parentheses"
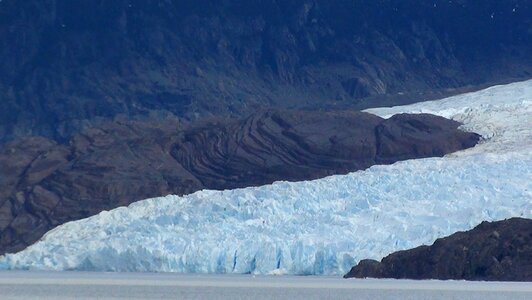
top-left (1, 80), bottom-right (531, 275)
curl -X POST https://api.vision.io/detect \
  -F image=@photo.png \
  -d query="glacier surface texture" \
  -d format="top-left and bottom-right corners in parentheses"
top-left (1, 80), bottom-right (531, 275)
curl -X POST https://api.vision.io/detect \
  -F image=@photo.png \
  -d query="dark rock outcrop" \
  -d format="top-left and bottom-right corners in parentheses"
top-left (0, 110), bottom-right (479, 254)
top-left (1, 0), bottom-right (530, 142)
top-left (344, 218), bottom-right (532, 281)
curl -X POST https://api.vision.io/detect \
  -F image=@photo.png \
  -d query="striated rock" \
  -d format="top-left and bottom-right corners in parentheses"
top-left (344, 218), bottom-right (532, 281)
top-left (0, 110), bottom-right (479, 254)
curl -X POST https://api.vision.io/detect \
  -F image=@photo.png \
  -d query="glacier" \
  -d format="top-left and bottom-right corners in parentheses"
top-left (0, 80), bottom-right (531, 275)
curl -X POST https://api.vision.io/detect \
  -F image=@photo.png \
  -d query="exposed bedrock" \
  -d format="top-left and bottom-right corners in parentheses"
top-left (1, 0), bottom-right (531, 143)
top-left (344, 218), bottom-right (532, 281)
top-left (0, 110), bottom-right (480, 254)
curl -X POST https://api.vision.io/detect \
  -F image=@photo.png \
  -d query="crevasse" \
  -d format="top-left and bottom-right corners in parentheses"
top-left (1, 80), bottom-right (531, 275)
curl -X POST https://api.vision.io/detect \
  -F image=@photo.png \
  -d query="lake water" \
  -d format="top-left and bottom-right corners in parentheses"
top-left (1, 271), bottom-right (530, 299)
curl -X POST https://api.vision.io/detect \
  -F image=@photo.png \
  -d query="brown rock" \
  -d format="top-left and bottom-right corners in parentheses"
top-left (0, 110), bottom-right (479, 254)
top-left (344, 218), bottom-right (532, 281)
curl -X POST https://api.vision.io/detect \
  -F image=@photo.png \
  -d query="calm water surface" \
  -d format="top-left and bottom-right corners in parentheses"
top-left (1, 271), bottom-right (530, 299)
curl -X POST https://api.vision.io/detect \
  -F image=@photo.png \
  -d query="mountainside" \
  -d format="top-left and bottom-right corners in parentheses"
top-left (344, 218), bottom-right (532, 281)
top-left (1, 80), bottom-right (529, 274)
top-left (1, 1), bottom-right (530, 277)
top-left (0, 110), bottom-right (478, 254)
top-left (1, 0), bottom-right (531, 142)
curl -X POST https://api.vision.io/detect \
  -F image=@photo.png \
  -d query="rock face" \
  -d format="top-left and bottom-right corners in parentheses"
top-left (344, 218), bottom-right (532, 281)
top-left (0, 0), bottom-right (531, 142)
top-left (0, 110), bottom-right (479, 254)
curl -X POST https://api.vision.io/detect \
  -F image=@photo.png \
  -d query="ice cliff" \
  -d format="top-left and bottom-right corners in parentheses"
top-left (1, 80), bottom-right (531, 275)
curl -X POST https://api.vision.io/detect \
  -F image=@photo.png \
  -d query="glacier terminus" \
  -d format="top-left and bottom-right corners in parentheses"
top-left (1, 80), bottom-right (531, 275)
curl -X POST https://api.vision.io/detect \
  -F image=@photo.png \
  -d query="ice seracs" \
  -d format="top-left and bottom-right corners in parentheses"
top-left (365, 80), bottom-right (532, 156)
top-left (1, 80), bottom-right (531, 275)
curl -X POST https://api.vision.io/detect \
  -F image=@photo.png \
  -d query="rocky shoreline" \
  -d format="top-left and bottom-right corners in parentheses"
top-left (345, 218), bottom-right (532, 281)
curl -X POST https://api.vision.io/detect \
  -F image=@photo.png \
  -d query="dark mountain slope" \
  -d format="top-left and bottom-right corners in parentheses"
top-left (0, 110), bottom-right (479, 254)
top-left (0, 0), bottom-right (530, 142)
top-left (344, 218), bottom-right (532, 281)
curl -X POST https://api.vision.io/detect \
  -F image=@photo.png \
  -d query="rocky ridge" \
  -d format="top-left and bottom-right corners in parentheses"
top-left (344, 218), bottom-right (532, 281)
top-left (0, 110), bottom-right (479, 254)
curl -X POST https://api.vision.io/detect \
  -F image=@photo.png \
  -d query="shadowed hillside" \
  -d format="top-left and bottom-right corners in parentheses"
top-left (0, 0), bottom-right (530, 142)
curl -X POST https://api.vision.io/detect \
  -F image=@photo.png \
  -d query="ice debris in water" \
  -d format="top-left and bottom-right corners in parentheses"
top-left (1, 80), bottom-right (531, 275)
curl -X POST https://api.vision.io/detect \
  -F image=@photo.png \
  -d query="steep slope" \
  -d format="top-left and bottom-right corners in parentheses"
top-left (1, 80), bottom-right (530, 274)
top-left (0, 110), bottom-right (477, 255)
top-left (1, 0), bottom-right (531, 142)
top-left (344, 218), bottom-right (532, 281)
